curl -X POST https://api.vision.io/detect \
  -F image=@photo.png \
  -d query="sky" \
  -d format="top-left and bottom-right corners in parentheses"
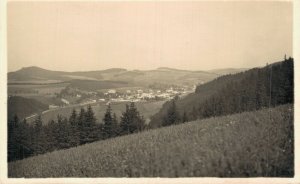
top-left (7, 1), bottom-right (293, 72)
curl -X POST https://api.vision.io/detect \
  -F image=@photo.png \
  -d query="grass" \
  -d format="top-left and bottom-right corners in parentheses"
top-left (8, 104), bottom-right (294, 177)
top-left (8, 83), bottom-right (68, 96)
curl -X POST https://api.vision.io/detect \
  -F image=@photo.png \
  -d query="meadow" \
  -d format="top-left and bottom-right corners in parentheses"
top-left (8, 83), bottom-right (68, 96)
top-left (8, 104), bottom-right (293, 177)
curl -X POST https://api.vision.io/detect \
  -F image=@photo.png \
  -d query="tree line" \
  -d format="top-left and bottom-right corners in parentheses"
top-left (152, 57), bottom-right (294, 127)
top-left (8, 102), bottom-right (145, 162)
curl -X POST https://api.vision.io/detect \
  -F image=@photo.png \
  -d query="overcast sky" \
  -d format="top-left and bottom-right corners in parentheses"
top-left (7, 1), bottom-right (293, 72)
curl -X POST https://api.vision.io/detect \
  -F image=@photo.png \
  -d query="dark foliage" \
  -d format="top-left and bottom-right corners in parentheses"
top-left (120, 102), bottom-right (145, 135)
top-left (162, 98), bottom-right (181, 126)
top-left (150, 58), bottom-right (294, 127)
top-left (8, 103), bottom-right (143, 162)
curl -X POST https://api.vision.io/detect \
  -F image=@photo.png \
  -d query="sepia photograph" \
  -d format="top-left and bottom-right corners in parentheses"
top-left (1, 0), bottom-right (299, 182)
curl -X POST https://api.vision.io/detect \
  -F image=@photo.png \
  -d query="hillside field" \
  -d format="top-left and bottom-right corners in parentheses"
top-left (7, 96), bottom-right (49, 121)
top-left (8, 83), bottom-right (68, 96)
top-left (8, 104), bottom-right (293, 177)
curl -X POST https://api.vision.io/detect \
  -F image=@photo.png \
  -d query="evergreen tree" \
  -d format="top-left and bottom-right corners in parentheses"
top-left (13, 114), bottom-right (19, 128)
top-left (120, 104), bottom-right (131, 135)
top-left (69, 109), bottom-right (80, 146)
top-left (69, 109), bottom-right (77, 126)
top-left (163, 99), bottom-right (181, 126)
top-left (191, 106), bottom-right (198, 120)
top-left (17, 118), bottom-right (33, 159)
top-left (182, 111), bottom-right (188, 123)
top-left (103, 104), bottom-right (113, 139)
top-left (32, 115), bottom-right (48, 155)
top-left (8, 115), bottom-right (18, 161)
top-left (78, 107), bottom-right (86, 145)
top-left (45, 119), bottom-right (59, 152)
top-left (120, 102), bottom-right (145, 134)
top-left (112, 113), bottom-right (120, 137)
top-left (129, 102), bottom-right (145, 133)
top-left (82, 105), bottom-right (97, 144)
top-left (56, 115), bottom-right (71, 149)
top-left (34, 115), bottom-right (43, 133)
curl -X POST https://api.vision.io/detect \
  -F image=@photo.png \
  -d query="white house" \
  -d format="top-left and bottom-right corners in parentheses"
top-left (108, 89), bottom-right (116, 94)
top-left (61, 98), bottom-right (70, 105)
top-left (49, 104), bottom-right (59, 109)
top-left (99, 98), bottom-right (106, 102)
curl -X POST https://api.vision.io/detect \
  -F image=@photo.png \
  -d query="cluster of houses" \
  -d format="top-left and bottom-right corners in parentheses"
top-left (49, 86), bottom-right (195, 109)
top-left (100, 87), bottom-right (192, 104)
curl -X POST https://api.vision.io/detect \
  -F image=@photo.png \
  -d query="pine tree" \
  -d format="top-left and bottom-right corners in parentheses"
top-left (69, 109), bottom-right (77, 126)
top-left (191, 106), bottom-right (198, 120)
top-left (112, 113), bottom-right (120, 137)
top-left (13, 114), bottom-right (19, 128)
top-left (8, 115), bottom-right (19, 161)
top-left (129, 102), bottom-right (145, 133)
top-left (34, 115), bottom-right (43, 133)
top-left (45, 119), bottom-right (59, 152)
top-left (32, 115), bottom-right (48, 155)
top-left (182, 111), bottom-right (188, 123)
top-left (78, 107), bottom-right (86, 145)
top-left (120, 102), bottom-right (145, 134)
top-left (56, 115), bottom-right (71, 149)
top-left (103, 104), bottom-right (113, 139)
top-left (69, 109), bottom-right (80, 146)
top-left (83, 105), bottom-right (97, 144)
top-left (17, 118), bottom-right (33, 159)
top-left (163, 100), bottom-right (180, 126)
top-left (120, 104), bottom-right (131, 135)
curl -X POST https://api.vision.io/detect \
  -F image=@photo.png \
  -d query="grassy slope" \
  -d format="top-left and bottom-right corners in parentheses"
top-left (8, 104), bottom-right (293, 177)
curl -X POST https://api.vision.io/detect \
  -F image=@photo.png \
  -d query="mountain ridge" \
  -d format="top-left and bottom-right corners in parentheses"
top-left (8, 66), bottom-right (247, 85)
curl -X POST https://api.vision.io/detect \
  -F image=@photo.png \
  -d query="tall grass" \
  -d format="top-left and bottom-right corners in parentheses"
top-left (8, 104), bottom-right (293, 177)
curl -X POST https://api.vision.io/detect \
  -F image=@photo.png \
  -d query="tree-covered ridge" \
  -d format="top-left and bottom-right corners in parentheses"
top-left (150, 58), bottom-right (293, 127)
top-left (8, 103), bottom-right (145, 162)
top-left (194, 57), bottom-right (293, 119)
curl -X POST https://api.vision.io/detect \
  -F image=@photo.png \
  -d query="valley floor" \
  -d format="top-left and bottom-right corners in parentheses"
top-left (8, 104), bottom-right (294, 177)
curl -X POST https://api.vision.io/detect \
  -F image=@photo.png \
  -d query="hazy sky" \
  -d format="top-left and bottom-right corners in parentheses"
top-left (7, 1), bottom-right (293, 72)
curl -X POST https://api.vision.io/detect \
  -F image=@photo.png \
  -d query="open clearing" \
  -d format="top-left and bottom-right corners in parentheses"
top-left (8, 104), bottom-right (293, 177)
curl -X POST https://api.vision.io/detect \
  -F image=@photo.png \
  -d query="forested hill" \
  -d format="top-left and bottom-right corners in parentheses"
top-left (149, 57), bottom-right (294, 128)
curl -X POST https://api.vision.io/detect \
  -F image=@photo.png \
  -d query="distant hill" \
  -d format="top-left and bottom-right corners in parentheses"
top-left (8, 66), bottom-right (126, 82)
top-left (150, 58), bottom-right (294, 128)
top-left (8, 96), bottom-right (48, 121)
top-left (8, 66), bottom-right (69, 82)
top-left (8, 66), bottom-right (247, 87)
top-left (207, 68), bottom-right (248, 75)
top-left (68, 79), bottom-right (131, 91)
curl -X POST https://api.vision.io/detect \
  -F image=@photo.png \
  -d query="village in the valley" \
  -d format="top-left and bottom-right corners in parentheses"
top-left (51, 84), bottom-right (197, 110)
